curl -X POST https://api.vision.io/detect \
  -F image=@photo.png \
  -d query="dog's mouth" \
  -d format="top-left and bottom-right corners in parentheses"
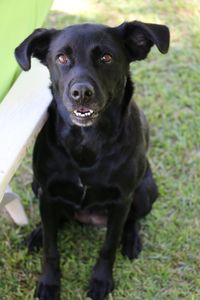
top-left (73, 108), bottom-right (94, 118)
top-left (71, 107), bottom-right (99, 127)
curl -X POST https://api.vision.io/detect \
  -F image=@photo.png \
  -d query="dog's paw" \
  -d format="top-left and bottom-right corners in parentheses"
top-left (122, 233), bottom-right (142, 260)
top-left (27, 224), bottom-right (43, 253)
top-left (87, 276), bottom-right (114, 300)
top-left (34, 275), bottom-right (60, 300)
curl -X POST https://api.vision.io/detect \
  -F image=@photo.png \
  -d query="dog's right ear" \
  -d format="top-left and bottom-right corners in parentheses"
top-left (15, 28), bottom-right (57, 71)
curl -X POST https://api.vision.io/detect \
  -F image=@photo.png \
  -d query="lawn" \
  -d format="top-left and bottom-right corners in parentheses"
top-left (0, 0), bottom-right (200, 299)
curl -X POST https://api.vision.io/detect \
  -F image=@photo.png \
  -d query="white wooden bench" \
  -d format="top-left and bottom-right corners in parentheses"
top-left (0, 58), bottom-right (51, 225)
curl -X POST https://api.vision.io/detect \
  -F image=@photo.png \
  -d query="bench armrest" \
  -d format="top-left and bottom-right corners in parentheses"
top-left (0, 58), bottom-right (51, 202)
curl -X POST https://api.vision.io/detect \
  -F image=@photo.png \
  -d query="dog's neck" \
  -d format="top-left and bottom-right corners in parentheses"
top-left (120, 74), bottom-right (134, 115)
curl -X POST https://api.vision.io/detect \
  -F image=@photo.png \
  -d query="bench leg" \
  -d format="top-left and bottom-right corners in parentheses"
top-left (0, 186), bottom-right (28, 226)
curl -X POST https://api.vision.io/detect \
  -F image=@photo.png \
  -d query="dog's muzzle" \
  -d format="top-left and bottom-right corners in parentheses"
top-left (68, 81), bottom-right (100, 127)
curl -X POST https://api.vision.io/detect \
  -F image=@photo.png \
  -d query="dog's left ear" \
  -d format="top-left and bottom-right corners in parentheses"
top-left (117, 21), bottom-right (170, 61)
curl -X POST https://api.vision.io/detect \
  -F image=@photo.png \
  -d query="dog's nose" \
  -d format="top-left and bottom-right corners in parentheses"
top-left (70, 83), bottom-right (94, 102)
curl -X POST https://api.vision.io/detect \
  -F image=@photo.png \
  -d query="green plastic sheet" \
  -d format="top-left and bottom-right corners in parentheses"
top-left (0, 0), bottom-right (53, 101)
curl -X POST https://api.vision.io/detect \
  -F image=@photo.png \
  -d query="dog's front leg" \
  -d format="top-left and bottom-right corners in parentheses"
top-left (35, 196), bottom-right (61, 300)
top-left (88, 200), bottom-right (131, 300)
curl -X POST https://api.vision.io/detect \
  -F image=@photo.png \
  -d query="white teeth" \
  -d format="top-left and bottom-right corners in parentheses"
top-left (74, 109), bottom-right (94, 118)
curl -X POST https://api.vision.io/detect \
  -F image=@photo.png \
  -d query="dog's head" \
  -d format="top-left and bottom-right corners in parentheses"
top-left (15, 21), bottom-right (169, 127)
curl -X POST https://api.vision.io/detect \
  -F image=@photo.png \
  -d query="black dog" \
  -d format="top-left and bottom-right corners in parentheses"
top-left (15, 21), bottom-right (169, 300)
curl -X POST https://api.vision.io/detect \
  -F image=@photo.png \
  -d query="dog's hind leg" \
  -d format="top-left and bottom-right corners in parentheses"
top-left (27, 218), bottom-right (68, 253)
top-left (26, 179), bottom-right (43, 253)
top-left (27, 216), bottom-right (70, 253)
top-left (27, 223), bottom-right (43, 253)
top-left (121, 163), bottom-right (158, 260)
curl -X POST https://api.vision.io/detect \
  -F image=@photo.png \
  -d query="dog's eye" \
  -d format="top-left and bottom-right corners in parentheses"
top-left (57, 54), bottom-right (69, 65)
top-left (100, 53), bottom-right (112, 64)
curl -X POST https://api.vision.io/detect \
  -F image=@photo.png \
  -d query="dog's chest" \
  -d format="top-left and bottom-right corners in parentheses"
top-left (60, 129), bottom-right (123, 209)
top-left (67, 127), bottom-right (104, 168)
top-left (71, 143), bottom-right (97, 167)
top-left (54, 124), bottom-right (137, 211)
top-left (70, 142), bottom-right (114, 195)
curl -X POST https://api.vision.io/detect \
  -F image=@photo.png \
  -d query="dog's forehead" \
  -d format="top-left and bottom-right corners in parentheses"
top-left (51, 23), bottom-right (119, 51)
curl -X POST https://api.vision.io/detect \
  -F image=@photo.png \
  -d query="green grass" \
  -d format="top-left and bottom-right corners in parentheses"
top-left (1, 0), bottom-right (200, 299)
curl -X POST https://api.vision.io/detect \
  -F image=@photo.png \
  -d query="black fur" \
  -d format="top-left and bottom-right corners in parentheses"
top-left (15, 21), bottom-right (169, 300)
